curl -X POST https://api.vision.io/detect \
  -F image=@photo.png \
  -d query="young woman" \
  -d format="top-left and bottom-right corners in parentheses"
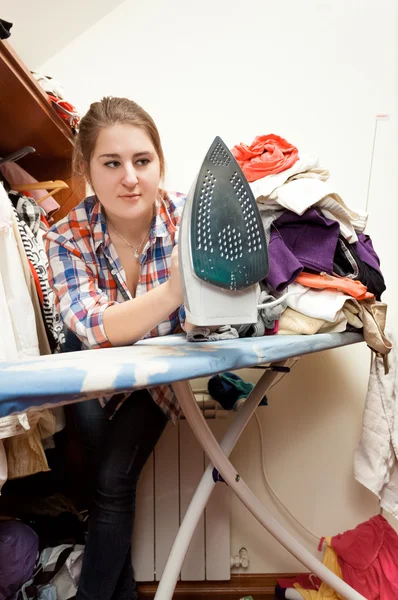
top-left (45, 96), bottom-right (186, 600)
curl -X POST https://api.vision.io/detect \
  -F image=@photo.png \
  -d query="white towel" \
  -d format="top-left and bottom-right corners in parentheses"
top-left (354, 332), bottom-right (398, 517)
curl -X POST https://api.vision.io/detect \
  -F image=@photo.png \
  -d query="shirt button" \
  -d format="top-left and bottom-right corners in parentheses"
top-left (111, 269), bottom-right (117, 275)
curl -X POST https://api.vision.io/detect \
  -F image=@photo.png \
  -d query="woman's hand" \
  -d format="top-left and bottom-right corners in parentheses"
top-left (168, 245), bottom-right (184, 305)
top-left (102, 245), bottom-right (184, 346)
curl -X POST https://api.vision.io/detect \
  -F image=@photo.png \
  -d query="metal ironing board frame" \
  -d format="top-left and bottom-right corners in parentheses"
top-left (0, 332), bottom-right (366, 600)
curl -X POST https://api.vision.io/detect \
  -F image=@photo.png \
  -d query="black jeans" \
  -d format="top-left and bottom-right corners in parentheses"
top-left (72, 391), bottom-right (168, 600)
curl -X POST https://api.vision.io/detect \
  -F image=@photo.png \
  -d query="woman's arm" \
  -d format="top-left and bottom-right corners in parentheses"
top-left (47, 240), bottom-right (183, 348)
top-left (103, 279), bottom-right (181, 346)
top-left (103, 245), bottom-right (183, 345)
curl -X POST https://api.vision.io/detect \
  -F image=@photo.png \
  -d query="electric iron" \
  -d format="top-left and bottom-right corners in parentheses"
top-left (179, 136), bottom-right (269, 326)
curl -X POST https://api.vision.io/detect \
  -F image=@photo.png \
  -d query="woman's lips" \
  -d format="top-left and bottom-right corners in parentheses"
top-left (119, 194), bottom-right (141, 200)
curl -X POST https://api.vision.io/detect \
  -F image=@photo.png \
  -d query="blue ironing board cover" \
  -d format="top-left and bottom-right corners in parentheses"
top-left (0, 333), bottom-right (363, 418)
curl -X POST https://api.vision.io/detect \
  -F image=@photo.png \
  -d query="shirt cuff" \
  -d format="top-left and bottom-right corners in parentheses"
top-left (86, 302), bottom-right (115, 349)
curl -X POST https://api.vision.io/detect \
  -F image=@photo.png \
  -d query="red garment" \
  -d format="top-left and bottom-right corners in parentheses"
top-left (331, 515), bottom-right (398, 600)
top-left (40, 213), bottom-right (50, 230)
top-left (231, 134), bottom-right (299, 182)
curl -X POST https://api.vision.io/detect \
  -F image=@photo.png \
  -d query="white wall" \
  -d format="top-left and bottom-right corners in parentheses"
top-left (4, 0), bottom-right (126, 69)
top-left (35, 0), bottom-right (397, 573)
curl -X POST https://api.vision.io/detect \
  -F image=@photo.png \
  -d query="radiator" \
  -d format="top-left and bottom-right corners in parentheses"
top-left (132, 393), bottom-right (231, 582)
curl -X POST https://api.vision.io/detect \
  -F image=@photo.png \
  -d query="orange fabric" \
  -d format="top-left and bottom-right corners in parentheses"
top-left (296, 272), bottom-right (374, 301)
top-left (231, 134), bottom-right (299, 182)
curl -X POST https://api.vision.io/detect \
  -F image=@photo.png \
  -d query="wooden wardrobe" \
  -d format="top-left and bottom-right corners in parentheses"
top-left (0, 39), bottom-right (83, 221)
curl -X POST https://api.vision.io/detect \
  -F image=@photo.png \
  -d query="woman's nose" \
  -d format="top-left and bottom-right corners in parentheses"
top-left (121, 165), bottom-right (138, 187)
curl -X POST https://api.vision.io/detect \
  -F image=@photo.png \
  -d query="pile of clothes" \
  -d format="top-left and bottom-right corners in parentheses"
top-left (230, 134), bottom-right (392, 361)
top-left (31, 72), bottom-right (81, 134)
top-left (0, 494), bottom-right (86, 600)
top-left (275, 515), bottom-right (398, 599)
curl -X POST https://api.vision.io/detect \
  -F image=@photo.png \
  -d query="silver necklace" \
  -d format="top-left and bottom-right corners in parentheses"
top-left (108, 221), bottom-right (152, 259)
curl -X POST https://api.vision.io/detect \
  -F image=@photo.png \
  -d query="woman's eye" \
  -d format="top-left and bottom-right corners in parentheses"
top-left (136, 159), bottom-right (150, 166)
top-left (104, 161), bottom-right (120, 168)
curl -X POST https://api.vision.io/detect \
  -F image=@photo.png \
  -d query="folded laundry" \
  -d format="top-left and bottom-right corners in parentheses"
top-left (265, 209), bottom-right (340, 291)
top-left (251, 153), bottom-right (320, 199)
top-left (295, 272), bottom-right (374, 301)
top-left (278, 307), bottom-right (347, 336)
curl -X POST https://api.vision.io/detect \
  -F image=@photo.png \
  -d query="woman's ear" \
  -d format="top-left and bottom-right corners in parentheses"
top-left (76, 159), bottom-right (88, 179)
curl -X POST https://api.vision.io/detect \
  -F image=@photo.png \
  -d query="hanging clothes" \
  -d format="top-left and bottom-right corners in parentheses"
top-left (9, 191), bottom-right (65, 351)
top-left (8, 203), bottom-right (51, 355)
top-left (0, 162), bottom-right (60, 219)
top-left (0, 185), bottom-right (40, 360)
top-left (0, 185), bottom-right (60, 490)
top-left (3, 410), bottom-right (56, 480)
top-left (355, 336), bottom-right (398, 515)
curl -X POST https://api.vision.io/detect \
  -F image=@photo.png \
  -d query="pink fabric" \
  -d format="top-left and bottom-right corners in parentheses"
top-left (331, 515), bottom-right (398, 600)
top-left (264, 320), bottom-right (279, 335)
top-left (231, 134), bottom-right (299, 182)
top-left (0, 162), bottom-right (60, 217)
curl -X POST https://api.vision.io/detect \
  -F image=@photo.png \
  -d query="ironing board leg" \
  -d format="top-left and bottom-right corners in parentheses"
top-left (154, 363), bottom-right (289, 600)
top-left (171, 380), bottom-right (367, 600)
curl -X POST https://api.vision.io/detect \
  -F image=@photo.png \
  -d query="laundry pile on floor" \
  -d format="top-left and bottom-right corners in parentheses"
top-left (275, 514), bottom-right (398, 599)
top-left (0, 493), bottom-right (86, 600)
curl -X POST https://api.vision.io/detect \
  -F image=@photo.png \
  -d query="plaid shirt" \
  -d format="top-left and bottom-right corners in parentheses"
top-left (45, 192), bottom-right (186, 422)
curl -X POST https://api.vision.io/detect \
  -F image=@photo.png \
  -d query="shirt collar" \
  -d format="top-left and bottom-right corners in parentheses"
top-left (89, 197), bottom-right (109, 254)
top-left (151, 194), bottom-right (177, 239)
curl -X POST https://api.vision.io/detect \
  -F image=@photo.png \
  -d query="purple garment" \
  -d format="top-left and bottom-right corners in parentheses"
top-left (265, 208), bottom-right (340, 292)
top-left (354, 233), bottom-right (382, 275)
top-left (265, 230), bottom-right (303, 291)
top-left (0, 520), bottom-right (38, 600)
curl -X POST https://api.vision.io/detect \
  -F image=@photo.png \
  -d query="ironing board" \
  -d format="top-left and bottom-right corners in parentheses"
top-left (0, 332), bottom-right (366, 600)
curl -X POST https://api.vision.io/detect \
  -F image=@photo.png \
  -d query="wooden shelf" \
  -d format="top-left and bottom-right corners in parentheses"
top-left (0, 41), bottom-right (75, 160)
top-left (0, 40), bottom-right (83, 220)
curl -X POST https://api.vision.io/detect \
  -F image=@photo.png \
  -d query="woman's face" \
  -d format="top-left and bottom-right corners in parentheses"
top-left (89, 123), bottom-right (161, 222)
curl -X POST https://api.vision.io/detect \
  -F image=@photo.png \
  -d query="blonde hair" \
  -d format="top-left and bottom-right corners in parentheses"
top-left (73, 96), bottom-right (165, 182)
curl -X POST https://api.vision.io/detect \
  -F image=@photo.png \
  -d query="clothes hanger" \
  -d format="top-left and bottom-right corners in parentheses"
top-left (12, 180), bottom-right (69, 192)
top-left (0, 146), bottom-right (36, 166)
top-left (36, 185), bottom-right (69, 203)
